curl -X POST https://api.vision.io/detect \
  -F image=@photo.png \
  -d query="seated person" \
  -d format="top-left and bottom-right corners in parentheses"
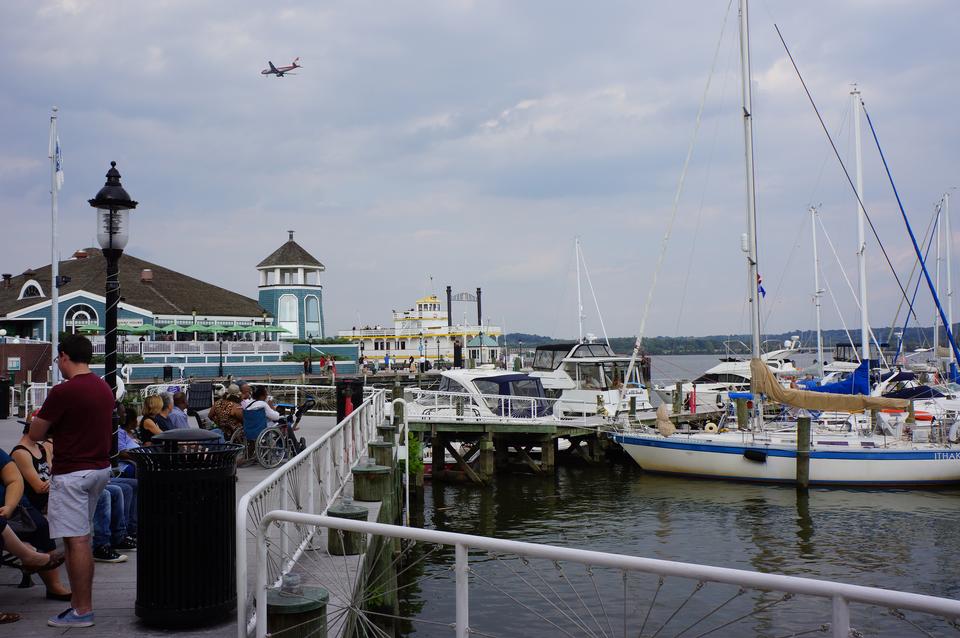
top-left (0, 448), bottom-right (70, 600)
top-left (167, 392), bottom-right (190, 430)
top-left (92, 479), bottom-right (137, 563)
top-left (116, 408), bottom-right (141, 478)
top-left (155, 393), bottom-right (174, 431)
top-left (209, 385), bottom-right (244, 440)
top-left (242, 386), bottom-right (281, 443)
top-left (138, 395), bottom-right (164, 445)
top-left (11, 421), bottom-right (52, 514)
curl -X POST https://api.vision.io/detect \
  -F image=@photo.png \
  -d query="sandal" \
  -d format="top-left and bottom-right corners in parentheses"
top-left (0, 612), bottom-right (20, 624)
top-left (23, 552), bottom-right (65, 574)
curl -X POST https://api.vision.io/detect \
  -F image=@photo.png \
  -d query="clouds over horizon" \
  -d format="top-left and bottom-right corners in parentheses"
top-left (2, 1), bottom-right (958, 340)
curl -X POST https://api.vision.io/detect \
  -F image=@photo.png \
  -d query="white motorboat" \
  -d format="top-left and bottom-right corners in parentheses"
top-left (528, 341), bottom-right (653, 417)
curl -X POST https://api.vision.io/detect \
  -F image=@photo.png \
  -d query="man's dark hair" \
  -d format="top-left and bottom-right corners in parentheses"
top-left (59, 334), bottom-right (93, 364)
top-left (252, 386), bottom-right (268, 400)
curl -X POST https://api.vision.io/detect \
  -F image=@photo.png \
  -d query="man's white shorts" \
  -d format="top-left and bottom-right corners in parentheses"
top-left (47, 467), bottom-right (111, 539)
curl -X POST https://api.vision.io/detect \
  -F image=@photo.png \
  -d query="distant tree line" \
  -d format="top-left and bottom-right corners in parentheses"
top-left (504, 326), bottom-right (952, 355)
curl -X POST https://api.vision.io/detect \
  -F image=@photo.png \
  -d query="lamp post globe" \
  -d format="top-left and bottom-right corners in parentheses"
top-left (88, 161), bottom-right (137, 462)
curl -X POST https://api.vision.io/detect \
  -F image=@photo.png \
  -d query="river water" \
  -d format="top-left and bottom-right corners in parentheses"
top-left (391, 354), bottom-right (960, 637)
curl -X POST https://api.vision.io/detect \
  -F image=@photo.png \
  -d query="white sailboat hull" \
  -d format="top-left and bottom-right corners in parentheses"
top-left (613, 432), bottom-right (960, 486)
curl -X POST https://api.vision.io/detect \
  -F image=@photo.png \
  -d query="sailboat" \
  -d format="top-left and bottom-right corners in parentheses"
top-left (613, 0), bottom-right (960, 486)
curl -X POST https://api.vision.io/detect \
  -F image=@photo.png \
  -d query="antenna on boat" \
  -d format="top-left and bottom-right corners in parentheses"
top-left (739, 0), bottom-right (763, 431)
top-left (575, 237), bottom-right (584, 343)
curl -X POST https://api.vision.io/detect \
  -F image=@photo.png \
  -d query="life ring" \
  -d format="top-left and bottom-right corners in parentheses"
top-left (120, 363), bottom-right (133, 380)
top-left (704, 422), bottom-right (719, 433)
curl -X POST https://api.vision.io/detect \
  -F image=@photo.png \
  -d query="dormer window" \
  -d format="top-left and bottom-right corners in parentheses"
top-left (18, 279), bottom-right (45, 300)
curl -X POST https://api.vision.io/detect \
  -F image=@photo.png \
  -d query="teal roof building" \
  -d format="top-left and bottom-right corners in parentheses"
top-left (256, 231), bottom-right (325, 340)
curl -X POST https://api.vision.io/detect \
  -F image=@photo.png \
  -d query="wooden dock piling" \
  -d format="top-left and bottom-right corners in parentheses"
top-left (796, 416), bottom-right (811, 489)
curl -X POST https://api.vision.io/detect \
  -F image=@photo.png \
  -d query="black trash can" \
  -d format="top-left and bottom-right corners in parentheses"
top-left (162, 365), bottom-right (173, 382)
top-left (335, 378), bottom-right (365, 422)
top-left (126, 430), bottom-right (242, 627)
top-left (0, 377), bottom-right (9, 419)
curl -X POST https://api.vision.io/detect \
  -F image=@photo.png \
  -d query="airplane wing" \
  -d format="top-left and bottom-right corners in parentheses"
top-left (268, 61), bottom-right (279, 72)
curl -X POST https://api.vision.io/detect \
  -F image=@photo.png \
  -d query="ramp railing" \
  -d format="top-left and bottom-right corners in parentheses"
top-left (236, 388), bottom-right (391, 636)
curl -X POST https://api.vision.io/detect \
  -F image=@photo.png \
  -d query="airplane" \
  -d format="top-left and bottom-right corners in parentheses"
top-left (261, 57), bottom-right (300, 77)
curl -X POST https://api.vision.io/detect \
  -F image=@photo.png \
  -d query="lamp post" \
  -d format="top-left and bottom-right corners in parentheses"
top-left (192, 308), bottom-right (197, 342)
top-left (218, 332), bottom-right (224, 377)
top-left (418, 331), bottom-right (424, 372)
top-left (436, 336), bottom-right (441, 364)
top-left (262, 311), bottom-right (268, 342)
top-left (519, 340), bottom-right (524, 368)
top-left (88, 161), bottom-right (137, 462)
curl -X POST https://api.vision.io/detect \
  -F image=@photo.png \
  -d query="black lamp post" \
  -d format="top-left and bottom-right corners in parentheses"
top-left (218, 332), bottom-right (224, 377)
top-left (436, 336), bottom-right (441, 363)
top-left (88, 161), bottom-right (137, 460)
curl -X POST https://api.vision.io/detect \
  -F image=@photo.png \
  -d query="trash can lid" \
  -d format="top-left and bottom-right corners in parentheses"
top-left (153, 429), bottom-right (220, 443)
top-left (266, 585), bottom-right (329, 613)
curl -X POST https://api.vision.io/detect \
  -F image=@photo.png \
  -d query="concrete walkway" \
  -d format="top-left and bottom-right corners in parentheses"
top-left (0, 414), bottom-right (337, 637)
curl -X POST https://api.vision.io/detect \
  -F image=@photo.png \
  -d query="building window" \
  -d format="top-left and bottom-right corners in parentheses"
top-left (304, 295), bottom-right (321, 338)
top-left (18, 279), bottom-right (45, 300)
top-left (398, 340), bottom-right (406, 350)
top-left (64, 304), bottom-right (99, 334)
top-left (278, 294), bottom-right (298, 339)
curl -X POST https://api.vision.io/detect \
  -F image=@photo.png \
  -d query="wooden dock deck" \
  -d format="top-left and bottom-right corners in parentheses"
top-left (0, 414), bottom-right (339, 637)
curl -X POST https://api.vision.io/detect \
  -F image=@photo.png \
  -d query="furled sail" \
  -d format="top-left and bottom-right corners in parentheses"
top-left (750, 358), bottom-right (909, 411)
top-left (799, 360), bottom-right (870, 395)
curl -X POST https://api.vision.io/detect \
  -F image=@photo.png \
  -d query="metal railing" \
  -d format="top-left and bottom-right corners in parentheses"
top-left (255, 512), bottom-right (960, 638)
top-left (236, 388), bottom-right (391, 637)
top-left (23, 383), bottom-right (51, 415)
top-left (92, 340), bottom-right (286, 356)
top-left (404, 388), bottom-right (606, 426)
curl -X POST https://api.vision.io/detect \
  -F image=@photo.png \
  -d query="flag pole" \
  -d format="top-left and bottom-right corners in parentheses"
top-left (49, 107), bottom-right (60, 384)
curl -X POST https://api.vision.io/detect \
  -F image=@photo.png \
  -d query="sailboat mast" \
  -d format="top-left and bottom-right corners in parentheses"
top-left (935, 208), bottom-right (942, 362)
top-left (811, 206), bottom-right (825, 378)
top-left (739, 0), bottom-right (761, 357)
top-left (576, 236), bottom-right (584, 343)
top-left (947, 190), bottom-right (955, 369)
top-left (739, 0), bottom-right (763, 429)
top-left (852, 85), bottom-right (869, 362)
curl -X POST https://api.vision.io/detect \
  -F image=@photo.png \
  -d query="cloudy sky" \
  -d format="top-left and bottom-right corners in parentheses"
top-left (2, 0), bottom-right (958, 341)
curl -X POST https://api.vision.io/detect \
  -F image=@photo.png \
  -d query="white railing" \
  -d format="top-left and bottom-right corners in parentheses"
top-left (236, 388), bottom-right (391, 637)
top-left (24, 383), bottom-right (51, 415)
top-left (248, 383), bottom-right (339, 415)
top-left (404, 388), bottom-right (605, 427)
top-left (92, 341), bottom-right (287, 356)
top-left (340, 324), bottom-right (497, 339)
top-left (255, 512), bottom-right (960, 638)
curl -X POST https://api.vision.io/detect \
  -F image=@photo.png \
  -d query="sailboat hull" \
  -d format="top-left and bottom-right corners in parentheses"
top-left (613, 432), bottom-right (960, 486)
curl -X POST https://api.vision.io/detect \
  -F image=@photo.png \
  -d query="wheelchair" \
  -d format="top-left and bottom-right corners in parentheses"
top-left (244, 396), bottom-right (314, 469)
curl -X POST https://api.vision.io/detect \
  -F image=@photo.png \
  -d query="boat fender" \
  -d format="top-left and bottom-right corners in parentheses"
top-left (743, 449), bottom-right (767, 463)
top-left (949, 420), bottom-right (960, 444)
top-left (704, 422), bottom-right (719, 433)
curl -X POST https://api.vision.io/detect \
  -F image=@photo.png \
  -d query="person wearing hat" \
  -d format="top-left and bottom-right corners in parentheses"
top-left (208, 384), bottom-right (244, 440)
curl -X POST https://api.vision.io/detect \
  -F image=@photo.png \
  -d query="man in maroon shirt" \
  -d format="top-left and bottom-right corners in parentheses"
top-left (30, 334), bottom-right (114, 628)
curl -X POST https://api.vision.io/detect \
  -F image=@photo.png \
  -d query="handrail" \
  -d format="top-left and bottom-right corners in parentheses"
top-left (257, 511), bottom-right (960, 638)
top-left (236, 388), bottom-right (387, 637)
top-left (405, 388), bottom-right (607, 426)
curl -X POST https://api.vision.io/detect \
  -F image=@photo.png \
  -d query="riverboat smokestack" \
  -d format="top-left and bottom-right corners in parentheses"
top-left (446, 285), bottom-right (453, 327)
top-left (476, 287), bottom-right (482, 326)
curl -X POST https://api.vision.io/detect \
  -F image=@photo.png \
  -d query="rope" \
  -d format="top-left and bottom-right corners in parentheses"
top-left (773, 24), bottom-right (918, 328)
top-left (621, 0), bottom-right (735, 406)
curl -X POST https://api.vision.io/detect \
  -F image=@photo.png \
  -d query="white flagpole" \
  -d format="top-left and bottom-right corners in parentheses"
top-left (49, 107), bottom-right (60, 384)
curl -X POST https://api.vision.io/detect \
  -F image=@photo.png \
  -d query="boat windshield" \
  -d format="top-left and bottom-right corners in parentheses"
top-left (509, 379), bottom-right (543, 398)
top-left (533, 349), bottom-right (567, 370)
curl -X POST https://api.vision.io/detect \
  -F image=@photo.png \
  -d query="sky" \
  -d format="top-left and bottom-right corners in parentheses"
top-left (2, 0), bottom-right (958, 341)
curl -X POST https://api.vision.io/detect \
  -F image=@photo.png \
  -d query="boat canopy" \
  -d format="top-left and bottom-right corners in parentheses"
top-left (882, 385), bottom-right (946, 400)
top-left (750, 358), bottom-right (908, 411)
top-left (799, 360), bottom-right (871, 395)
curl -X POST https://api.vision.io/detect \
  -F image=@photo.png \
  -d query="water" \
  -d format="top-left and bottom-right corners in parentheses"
top-left (396, 463), bottom-right (960, 637)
